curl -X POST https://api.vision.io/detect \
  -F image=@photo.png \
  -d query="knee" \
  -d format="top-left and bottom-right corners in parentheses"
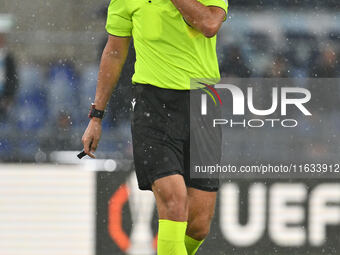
top-left (162, 192), bottom-right (188, 220)
top-left (187, 217), bottom-right (212, 240)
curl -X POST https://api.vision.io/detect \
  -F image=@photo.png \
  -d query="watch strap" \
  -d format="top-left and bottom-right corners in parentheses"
top-left (88, 104), bottom-right (104, 119)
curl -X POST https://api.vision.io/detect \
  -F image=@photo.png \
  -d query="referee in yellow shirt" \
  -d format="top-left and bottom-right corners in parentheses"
top-left (82, 0), bottom-right (228, 254)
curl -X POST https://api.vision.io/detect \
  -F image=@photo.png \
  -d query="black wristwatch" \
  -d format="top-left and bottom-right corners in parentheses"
top-left (88, 103), bottom-right (104, 119)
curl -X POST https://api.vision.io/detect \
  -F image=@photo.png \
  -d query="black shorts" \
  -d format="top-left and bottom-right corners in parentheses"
top-left (131, 83), bottom-right (221, 192)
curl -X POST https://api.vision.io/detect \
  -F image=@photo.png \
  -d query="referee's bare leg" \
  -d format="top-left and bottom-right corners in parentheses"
top-left (152, 174), bottom-right (216, 255)
top-left (186, 187), bottom-right (216, 253)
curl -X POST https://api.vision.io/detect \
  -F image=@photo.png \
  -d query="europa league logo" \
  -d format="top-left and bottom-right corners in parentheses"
top-left (126, 172), bottom-right (156, 255)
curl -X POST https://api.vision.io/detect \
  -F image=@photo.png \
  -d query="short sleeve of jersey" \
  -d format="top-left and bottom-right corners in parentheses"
top-left (199, 0), bottom-right (228, 19)
top-left (105, 0), bottom-right (132, 37)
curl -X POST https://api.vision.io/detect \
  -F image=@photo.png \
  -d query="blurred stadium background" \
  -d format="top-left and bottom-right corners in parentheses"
top-left (0, 0), bottom-right (339, 255)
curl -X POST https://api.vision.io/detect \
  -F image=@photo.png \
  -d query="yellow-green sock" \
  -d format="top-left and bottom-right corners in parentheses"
top-left (185, 235), bottom-right (204, 255)
top-left (157, 219), bottom-right (188, 255)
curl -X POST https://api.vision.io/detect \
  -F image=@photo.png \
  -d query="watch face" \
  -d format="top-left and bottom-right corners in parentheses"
top-left (88, 107), bottom-right (104, 119)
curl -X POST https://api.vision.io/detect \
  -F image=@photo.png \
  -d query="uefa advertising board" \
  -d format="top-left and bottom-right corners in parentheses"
top-left (96, 171), bottom-right (340, 255)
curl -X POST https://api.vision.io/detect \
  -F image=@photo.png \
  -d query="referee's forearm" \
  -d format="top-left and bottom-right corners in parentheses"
top-left (93, 36), bottom-right (130, 111)
top-left (170, 0), bottom-right (224, 37)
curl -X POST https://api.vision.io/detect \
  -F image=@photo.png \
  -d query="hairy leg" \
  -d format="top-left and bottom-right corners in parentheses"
top-left (152, 174), bottom-right (189, 255)
top-left (152, 174), bottom-right (188, 221)
top-left (186, 187), bottom-right (217, 240)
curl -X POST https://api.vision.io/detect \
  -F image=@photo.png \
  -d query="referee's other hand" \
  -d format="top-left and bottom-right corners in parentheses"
top-left (81, 118), bottom-right (102, 158)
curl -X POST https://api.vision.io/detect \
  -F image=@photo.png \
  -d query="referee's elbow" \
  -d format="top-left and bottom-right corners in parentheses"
top-left (201, 20), bottom-right (221, 38)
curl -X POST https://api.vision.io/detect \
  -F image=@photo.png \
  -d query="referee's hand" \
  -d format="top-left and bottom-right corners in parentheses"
top-left (81, 118), bottom-right (102, 158)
